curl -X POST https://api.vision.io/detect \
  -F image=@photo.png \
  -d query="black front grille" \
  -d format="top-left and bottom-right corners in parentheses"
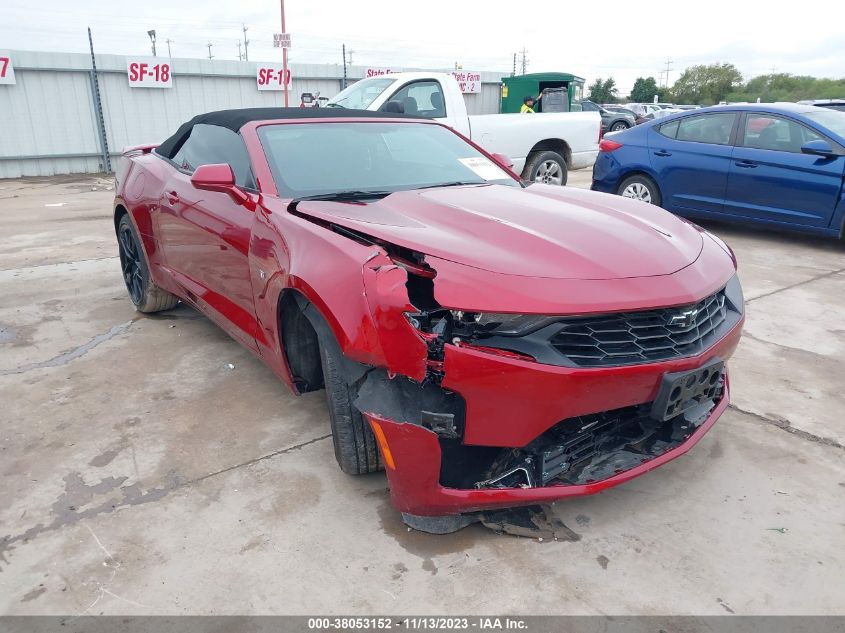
top-left (550, 289), bottom-right (728, 367)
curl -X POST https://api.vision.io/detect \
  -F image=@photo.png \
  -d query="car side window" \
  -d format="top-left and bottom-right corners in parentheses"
top-left (673, 113), bottom-right (736, 145)
top-left (657, 119), bottom-right (680, 139)
top-left (171, 124), bottom-right (256, 189)
top-left (384, 81), bottom-right (446, 118)
top-left (581, 101), bottom-right (599, 112)
top-left (742, 114), bottom-right (822, 153)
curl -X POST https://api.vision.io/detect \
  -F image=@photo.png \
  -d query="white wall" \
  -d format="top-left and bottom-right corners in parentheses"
top-left (0, 49), bottom-right (506, 178)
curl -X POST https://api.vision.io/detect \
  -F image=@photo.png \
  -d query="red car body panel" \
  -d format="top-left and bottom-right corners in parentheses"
top-left (114, 113), bottom-right (743, 521)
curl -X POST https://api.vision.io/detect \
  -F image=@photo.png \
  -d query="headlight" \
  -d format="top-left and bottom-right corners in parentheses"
top-left (449, 310), bottom-right (557, 336)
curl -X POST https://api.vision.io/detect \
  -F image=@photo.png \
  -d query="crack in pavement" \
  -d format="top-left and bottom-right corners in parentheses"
top-left (729, 404), bottom-right (844, 450)
top-left (745, 267), bottom-right (845, 304)
top-left (0, 433), bottom-right (332, 569)
top-left (0, 256), bottom-right (118, 274)
top-left (0, 321), bottom-right (133, 376)
top-left (740, 331), bottom-right (829, 357)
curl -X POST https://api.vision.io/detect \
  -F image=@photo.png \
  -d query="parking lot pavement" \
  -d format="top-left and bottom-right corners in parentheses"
top-left (1, 173), bottom-right (843, 615)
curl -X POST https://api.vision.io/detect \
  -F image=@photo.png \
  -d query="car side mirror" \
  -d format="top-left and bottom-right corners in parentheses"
top-left (491, 152), bottom-right (514, 170)
top-left (800, 140), bottom-right (836, 157)
top-left (191, 164), bottom-right (251, 206)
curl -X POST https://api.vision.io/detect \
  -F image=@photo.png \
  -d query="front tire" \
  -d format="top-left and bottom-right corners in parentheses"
top-left (617, 174), bottom-right (662, 206)
top-left (117, 215), bottom-right (179, 313)
top-left (319, 337), bottom-right (382, 475)
top-left (523, 150), bottom-right (568, 186)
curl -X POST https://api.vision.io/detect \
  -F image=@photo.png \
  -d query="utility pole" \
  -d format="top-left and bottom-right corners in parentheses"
top-left (519, 48), bottom-right (528, 75)
top-left (280, 0), bottom-right (289, 107)
top-left (342, 43), bottom-right (347, 89)
top-left (87, 27), bottom-right (110, 172)
top-left (237, 41), bottom-right (243, 61)
top-left (242, 24), bottom-right (250, 61)
top-left (342, 44), bottom-right (354, 89)
top-left (206, 42), bottom-right (214, 59)
top-left (147, 30), bottom-right (157, 57)
top-left (166, 38), bottom-right (173, 58)
top-left (662, 58), bottom-right (673, 88)
top-left (512, 53), bottom-right (516, 77)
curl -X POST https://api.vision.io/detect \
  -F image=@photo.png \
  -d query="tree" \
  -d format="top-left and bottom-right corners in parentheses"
top-left (671, 63), bottom-right (743, 105)
top-left (629, 76), bottom-right (660, 103)
top-left (727, 73), bottom-right (845, 103)
top-left (587, 77), bottom-right (619, 104)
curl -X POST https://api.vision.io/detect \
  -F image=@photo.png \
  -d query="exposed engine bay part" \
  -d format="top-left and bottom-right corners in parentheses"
top-left (402, 504), bottom-right (582, 539)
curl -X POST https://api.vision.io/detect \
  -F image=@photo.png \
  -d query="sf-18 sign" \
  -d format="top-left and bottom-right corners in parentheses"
top-left (451, 71), bottom-right (481, 94)
top-left (0, 52), bottom-right (16, 85)
top-left (257, 64), bottom-right (292, 91)
top-left (127, 59), bottom-right (172, 88)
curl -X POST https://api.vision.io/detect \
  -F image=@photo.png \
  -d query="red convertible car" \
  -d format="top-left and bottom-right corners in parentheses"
top-left (114, 108), bottom-right (744, 533)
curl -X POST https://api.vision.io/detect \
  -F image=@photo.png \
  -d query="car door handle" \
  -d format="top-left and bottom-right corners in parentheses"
top-left (735, 160), bottom-right (757, 168)
top-left (165, 191), bottom-right (180, 204)
top-left (653, 150), bottom-right (672, 157)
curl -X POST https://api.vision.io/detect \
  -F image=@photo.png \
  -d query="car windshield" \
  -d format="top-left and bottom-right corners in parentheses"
top-left (326, 77), bottom-right (394, 109)
top-left (804, 109), bottom-right (845, 138)
top-left (258, 122), bottom-right (518, 199)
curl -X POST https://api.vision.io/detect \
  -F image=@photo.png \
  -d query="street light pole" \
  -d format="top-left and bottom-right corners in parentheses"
top-left (147, 30), bottom-right (157, 57)
top-left (280, 0), bottom-right (289, 107)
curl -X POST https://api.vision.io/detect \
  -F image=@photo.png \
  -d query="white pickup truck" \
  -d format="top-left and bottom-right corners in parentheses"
top-left (326, 72), bottom-right (601, 186)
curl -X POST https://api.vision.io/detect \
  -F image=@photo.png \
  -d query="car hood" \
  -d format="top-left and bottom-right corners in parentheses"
top-left (293, 184), bottom-right (703, 280)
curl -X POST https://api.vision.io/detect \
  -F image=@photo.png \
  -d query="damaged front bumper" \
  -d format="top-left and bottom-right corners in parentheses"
top-left (369, 379), bottom-right (729, 518)
top-left (360, 316), bottom-right (742, 519)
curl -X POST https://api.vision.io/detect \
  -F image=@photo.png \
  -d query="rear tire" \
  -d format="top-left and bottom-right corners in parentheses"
top-left (617, 174), bottom-right (662, 206)
top-left (610, 121), bottom-right (630, 132)
top-left (117, 215), bottom-right (179, 313)
top-left (523, 150), bottom-right (568, 186)
top-left (319, 337), bottom-right (382, 475)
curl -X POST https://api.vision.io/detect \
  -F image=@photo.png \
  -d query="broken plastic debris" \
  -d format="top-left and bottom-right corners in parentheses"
top-left (45, 202), bottom-right (67, 207)
top-left (767, 527), bottom-right (788, 534)
top-left (226, 363), bottom-right (235, 370)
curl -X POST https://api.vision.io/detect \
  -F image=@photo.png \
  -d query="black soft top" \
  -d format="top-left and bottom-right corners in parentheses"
top-left (156, 107), bottom-right (420, 158)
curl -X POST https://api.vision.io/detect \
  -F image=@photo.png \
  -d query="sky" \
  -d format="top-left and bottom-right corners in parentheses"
top-left (3, 0), bottom-right (844, 95)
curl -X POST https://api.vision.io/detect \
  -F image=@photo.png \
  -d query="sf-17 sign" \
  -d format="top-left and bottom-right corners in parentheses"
top-left (257, 64), bottom-right (292, 90)
top-left (0, 53), bottom-right (16, 85)
top-left (127, 59), bottom-right (172, 88)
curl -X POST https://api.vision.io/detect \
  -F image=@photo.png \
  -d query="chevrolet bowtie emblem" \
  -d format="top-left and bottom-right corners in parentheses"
top-left (668, 308), bottom-right (699, 328)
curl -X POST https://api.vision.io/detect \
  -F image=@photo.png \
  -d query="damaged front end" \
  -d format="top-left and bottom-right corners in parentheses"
top-left (291, 206), bottom-right (742, 533)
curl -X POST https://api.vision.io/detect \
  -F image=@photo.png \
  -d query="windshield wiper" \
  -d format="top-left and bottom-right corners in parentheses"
top-left (414, 181), bottom-right (486, 190)
top-left (324, 102), bottom-right (345, 108)
top-left (291, 190), bottom-right (393, 205)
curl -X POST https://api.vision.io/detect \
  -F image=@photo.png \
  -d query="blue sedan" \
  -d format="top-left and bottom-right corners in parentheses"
top-left (591, 103), bottom-right (845, 237)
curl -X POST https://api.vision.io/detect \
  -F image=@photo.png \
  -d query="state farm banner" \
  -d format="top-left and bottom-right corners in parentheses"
top-left (451, 71), bottom-right (481, 94)
top-left (0, 51), bottom-right (16, 85)
top-left (127, 58), bottom-right (172, 88)
top-left (364, 67), bottom-right (399, 78)
top-left (257, 64), bottom-right (292, 91)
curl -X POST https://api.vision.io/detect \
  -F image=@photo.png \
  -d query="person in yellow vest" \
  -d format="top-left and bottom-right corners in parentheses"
top-left (520, 90), bottom-right (546, 113)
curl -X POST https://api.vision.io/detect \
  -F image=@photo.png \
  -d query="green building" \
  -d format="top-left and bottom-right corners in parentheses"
top-left (500, 72), bottom-right (585, 113)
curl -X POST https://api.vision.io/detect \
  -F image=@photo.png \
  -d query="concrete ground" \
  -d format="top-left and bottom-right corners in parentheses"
top-left (1, 171), bottom-right (843, 616)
